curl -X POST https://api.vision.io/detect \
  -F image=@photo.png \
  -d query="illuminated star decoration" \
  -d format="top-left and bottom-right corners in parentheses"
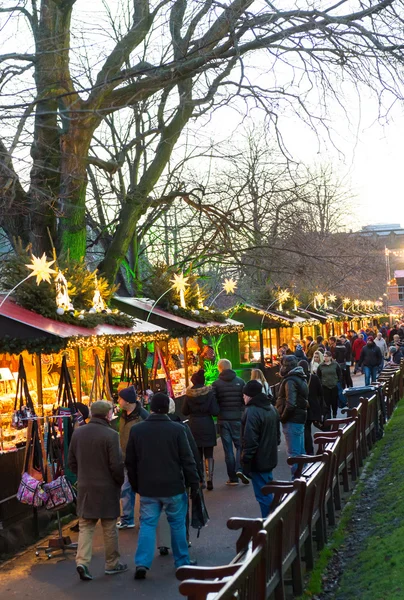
top-left (223, 278), bottom-right (238, 295)
top-left (170, 272), bottom-right (189, 308)
top-left (354, 299), bottom-right (360, 306)
top-left (328, 294), bottom-right (337, 304)
top-left (343, 297), bottom-right (350, 305)
top-left (26, 253), bottom-right (57, 285)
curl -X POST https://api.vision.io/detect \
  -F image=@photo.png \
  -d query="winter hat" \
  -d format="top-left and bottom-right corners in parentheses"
top-left (243, 380), bottom-right (263, 397)
top-left (90, 400), bottom-right (113, 418)
top-left (75, 402), bottom-right (89, 421)
top-left (282, 355), bottom-right (298, 370)
top-left (150, 392), bottom-right (170, 414)
top-left (389, 346), bottom-right (398, 354)
top-left (367, 336), bottom-right (374, 342)
top-left (298, 360), bottom-right (309, 377)
top-left (191, 369), bottom-right (205, 386)
top-left (118, 385), bottom-right (138, 403)
top-left (296, 344), bottom-right (303, 351)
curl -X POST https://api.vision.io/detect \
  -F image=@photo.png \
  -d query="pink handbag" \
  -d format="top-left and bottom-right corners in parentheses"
top-left (44, 476), bottom-right (75, 510)
top-left (17, 472), bottom-right (48, 507)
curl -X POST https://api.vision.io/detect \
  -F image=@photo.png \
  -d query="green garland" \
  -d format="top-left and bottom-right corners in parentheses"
top-left (169, 306), bottom-right (226, 323)
top-left (0, 335), bottom-right (68, 355)
top-left (0, 246), bottom-right (135, 329)
top-left (47, 310), bottom-right (135, 329)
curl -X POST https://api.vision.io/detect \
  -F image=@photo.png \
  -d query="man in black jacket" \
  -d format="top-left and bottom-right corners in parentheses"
top-left (358, 336), bottom-right (383, 386)
top-left (212, 359), bottom-right (245, 485)
top-left (237, 380), bottom-right (280, 517)
top-left (339, 334), bottom-right (353, 388)
top-left (275, 356), bottom-right (309, 478)
top-left (125, 393), bottom-right (199, 580)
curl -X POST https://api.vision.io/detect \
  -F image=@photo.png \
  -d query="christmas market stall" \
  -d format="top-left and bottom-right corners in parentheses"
top-left (112, 295), bottom-right (244, 399)
top-left (0, 296), bottom-right (167, 553)
top-left (223, 303), bottom-right (319, 382)
top-left (0, 249), bottom-right (169, 552)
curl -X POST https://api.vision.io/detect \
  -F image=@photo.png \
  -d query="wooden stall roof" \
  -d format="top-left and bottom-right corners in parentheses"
top-left (112, 297), bottom-right (244, 336)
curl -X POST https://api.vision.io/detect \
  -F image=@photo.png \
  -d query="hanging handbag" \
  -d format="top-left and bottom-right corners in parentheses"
top-left (44, 476), bottom-right (75, 510)
top-left (55, 355), bottom-right (81, 424)
top-left (44, 422), bottom-right (75, 510)
top-left (133, 349), bottom-right (146, 394)
top-left (118, 345), bottom-right (137, 391)
top-left (201, 345), bottom-right (215, 361)
top-left (151, 344), bottom-right (174, 398)
top-left (103, 348), bottom-right (114, 400)
top-left (17, 419), bottom-right (48, 506)
top-left (89, 353), bottom-right (113, 404)
top-left (17, 472), bottom-right (48, 507)
top-left (12, 356), bottom-right (36, 429)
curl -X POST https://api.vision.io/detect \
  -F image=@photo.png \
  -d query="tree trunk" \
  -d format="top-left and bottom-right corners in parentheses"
top-left (27, 0), bottom-right (77, 255)
top-left (58, 122), bottom-right (93, 259)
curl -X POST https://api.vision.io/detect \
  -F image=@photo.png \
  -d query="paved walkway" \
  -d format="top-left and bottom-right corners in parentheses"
top-left (0, 373), bottom-right (365, 599)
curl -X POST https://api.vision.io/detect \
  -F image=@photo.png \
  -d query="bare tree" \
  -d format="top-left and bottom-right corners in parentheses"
top-left (1, 0), bottom-right (404, 284)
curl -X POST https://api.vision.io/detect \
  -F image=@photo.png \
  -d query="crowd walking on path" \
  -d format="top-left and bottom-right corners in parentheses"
top-left (66, 321), bottom-right (399, 584)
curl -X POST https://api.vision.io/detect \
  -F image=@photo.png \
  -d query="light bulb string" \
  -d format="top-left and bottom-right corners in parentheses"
top-left (260, 299), bottom-right (280, 332)
top-left (208, 289), bottom-right (224, 308)
top-left (146, 286), bottom-right (173, 322)
top-left (0, 275), bottom-right (32, 309)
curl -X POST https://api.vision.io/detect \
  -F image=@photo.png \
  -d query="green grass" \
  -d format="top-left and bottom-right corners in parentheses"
top-left (301, 401), bottom-right (404, 599)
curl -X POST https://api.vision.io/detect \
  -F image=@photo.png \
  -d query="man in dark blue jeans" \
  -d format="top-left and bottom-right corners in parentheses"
top-left (212, 359), bottom-right (245, 486)
top-left (358, 337), bottom-right (383, 386)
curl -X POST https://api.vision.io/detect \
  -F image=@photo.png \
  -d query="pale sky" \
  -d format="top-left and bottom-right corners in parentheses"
top-left (197, 85), bottom-right (404, 233)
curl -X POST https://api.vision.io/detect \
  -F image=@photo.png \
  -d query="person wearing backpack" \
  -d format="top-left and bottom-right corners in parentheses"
top-left (298, 360), bottom-right (324, 454)
top-left (275, 356), bottom-right (309, 477)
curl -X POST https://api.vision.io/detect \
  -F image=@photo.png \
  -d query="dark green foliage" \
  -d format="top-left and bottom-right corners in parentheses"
top-left (0, 244), bottom-right (134, 328)
top-left (0, 335), bottom-right (67, 355)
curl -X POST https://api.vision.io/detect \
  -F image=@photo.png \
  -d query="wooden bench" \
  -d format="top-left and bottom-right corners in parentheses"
top-left (323, 416), bottom-right (359, 489)
top-left (177, 530), bottom-right (268, 600)
top-left (227, 482), bottom-right (304, 599)
top-left (285, 452), bottom-right (331, 556)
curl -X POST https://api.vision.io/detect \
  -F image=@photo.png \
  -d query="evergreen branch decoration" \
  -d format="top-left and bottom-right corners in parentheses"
top-left (0, 244), bottom-right (134, 328)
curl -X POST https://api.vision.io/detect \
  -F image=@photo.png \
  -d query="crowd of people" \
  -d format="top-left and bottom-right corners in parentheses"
top-left (66, 321), bottom-right (402, 583)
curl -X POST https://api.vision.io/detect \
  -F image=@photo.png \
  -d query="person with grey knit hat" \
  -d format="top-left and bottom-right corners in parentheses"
top-left (116, 386), bottom-right (149, 529)
top-left (275, 356), bottom-right (309, 478)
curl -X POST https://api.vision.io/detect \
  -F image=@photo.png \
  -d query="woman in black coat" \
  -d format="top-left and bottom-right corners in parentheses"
top-left (298, 360), bottom-right (324, 455)
top-left (182, 369), bottom-right (219, 490)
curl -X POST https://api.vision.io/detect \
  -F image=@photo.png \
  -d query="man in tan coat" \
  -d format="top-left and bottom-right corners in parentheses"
top-left (68, 400), bottom-right (126, 581)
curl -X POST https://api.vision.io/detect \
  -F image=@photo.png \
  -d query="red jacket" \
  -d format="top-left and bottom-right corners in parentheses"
top-left (352, 338), bottom-right (366, 361)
